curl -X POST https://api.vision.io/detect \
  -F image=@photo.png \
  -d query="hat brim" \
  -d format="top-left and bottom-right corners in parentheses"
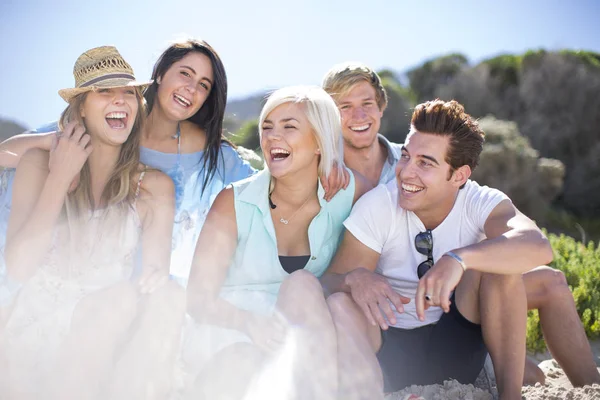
top-left (58, 78), bottom-right (152, 102)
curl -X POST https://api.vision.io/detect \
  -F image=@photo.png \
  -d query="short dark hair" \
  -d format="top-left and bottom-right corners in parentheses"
top-left (411, 99), bottom-right (485, 172)
top-left (144, 39), bottom-right (228, 193)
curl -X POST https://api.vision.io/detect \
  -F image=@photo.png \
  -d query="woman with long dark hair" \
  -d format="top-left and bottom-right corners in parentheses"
top-left (139, 39), bottom-right (255, 286)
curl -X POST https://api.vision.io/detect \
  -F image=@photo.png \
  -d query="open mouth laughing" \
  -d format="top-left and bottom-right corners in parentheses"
top-left (349, 123), bottom-right (371, 133)
top-left (270, 148), bottom-right (291, 162)
top-left (174, 93), bottom-right (192, 108)
top-left (105, 112), bottom-right (128, 129)
top-left (401, 182), bottom-right (424, 194)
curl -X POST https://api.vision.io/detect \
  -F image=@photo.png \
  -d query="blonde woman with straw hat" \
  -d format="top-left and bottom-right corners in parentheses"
top-left (0, 46), bottom-right (183, 399)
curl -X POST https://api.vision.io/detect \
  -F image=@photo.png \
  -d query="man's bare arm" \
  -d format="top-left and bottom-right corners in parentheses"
top-left (322, 230), bottom-right (410, 329)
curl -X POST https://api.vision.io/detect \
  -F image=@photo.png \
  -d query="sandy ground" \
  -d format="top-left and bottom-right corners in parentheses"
top-left (384, 340), bottom-right (600, 400)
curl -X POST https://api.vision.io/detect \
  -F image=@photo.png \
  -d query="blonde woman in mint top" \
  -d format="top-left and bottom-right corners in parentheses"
top-left (185, 86), bottom-right (371, 399)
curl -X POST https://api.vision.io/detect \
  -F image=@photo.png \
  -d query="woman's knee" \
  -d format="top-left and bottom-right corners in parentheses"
top-left (326, 292), bottom-right (356, 315)
top-left (72, 282), bottom-right (138, 330)
top-left (145, 280), bottom-right (186, 316)
top-left (279, 269), bottom-right (322, 299)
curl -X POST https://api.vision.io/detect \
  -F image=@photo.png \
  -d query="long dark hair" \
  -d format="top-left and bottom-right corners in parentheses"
top-left (144, 38), bottom-right (229, 193)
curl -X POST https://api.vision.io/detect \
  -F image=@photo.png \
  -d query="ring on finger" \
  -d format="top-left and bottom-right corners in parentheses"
top-left (425, 294), bottom-right (433, 302)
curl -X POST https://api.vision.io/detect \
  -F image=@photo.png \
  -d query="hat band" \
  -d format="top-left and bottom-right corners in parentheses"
top-left (80, 73), bottom-right (136, 88)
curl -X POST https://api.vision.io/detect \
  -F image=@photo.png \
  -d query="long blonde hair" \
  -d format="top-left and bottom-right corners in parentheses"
top-left (58, 88), bottom-right (145, 216)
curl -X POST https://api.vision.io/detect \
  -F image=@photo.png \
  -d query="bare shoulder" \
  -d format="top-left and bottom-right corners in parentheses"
top-left (211, 185), bottom-right (235, 213)
top-left (350, 168), bottom-right (374, 204)
top-left (136, 165), bottom-right (174, 198)
top-left (180, 120), bottom-right (207, 152)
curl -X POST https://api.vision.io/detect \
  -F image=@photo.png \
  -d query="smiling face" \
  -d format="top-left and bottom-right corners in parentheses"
top-left (80, 87), bottom-right (139, 145)
top-left (155, 52), bottom-right (214, 122)
top-left (396, 130), bottom-right (469, 222)
top-left (336, 80), bottom-right (383, 150)
top-left (260, 102), bottom-right (321, 179)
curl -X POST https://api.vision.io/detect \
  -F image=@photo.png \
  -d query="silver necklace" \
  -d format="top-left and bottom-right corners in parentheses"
top-left (270, 192), bottom-right (313, 225)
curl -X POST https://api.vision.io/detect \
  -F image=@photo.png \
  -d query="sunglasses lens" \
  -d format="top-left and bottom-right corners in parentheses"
top-left (415, 232), bottom-right (433, 255)
top-left (417, 260), bottom-right (432, 279)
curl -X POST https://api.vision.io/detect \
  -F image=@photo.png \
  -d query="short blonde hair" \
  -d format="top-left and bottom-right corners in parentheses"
top-left (322, 62), bottom-right (388, 111)
top-left (259, 86), bottom-right (344, 180)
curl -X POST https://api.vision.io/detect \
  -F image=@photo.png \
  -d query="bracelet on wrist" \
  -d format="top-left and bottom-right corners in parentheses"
top-left (443, 251), bottom-right (467, 271)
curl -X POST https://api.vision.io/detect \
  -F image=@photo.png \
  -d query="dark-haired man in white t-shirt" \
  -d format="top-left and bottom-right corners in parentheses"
top-left (322, 62), bottom-right (600, 394)
top-left (323, 99), bottom-right (553, 400)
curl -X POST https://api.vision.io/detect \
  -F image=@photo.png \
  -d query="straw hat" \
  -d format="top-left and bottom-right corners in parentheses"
top-left (58, 46), bottom-right (151, 102)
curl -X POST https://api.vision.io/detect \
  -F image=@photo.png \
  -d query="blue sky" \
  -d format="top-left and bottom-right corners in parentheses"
top-left (1, 0), bottom-right (599, 129)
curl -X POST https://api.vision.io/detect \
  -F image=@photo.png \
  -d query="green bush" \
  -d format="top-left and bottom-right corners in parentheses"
top-left (526, 233), bottom-right (600, 352)
top-left (471, 116), bottom-right (565, 224)
top-left (229, 119), bottom-right (260, 152)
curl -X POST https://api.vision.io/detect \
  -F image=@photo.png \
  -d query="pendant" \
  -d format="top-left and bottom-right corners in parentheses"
top-left (280, 218), bottom-right (289, 225)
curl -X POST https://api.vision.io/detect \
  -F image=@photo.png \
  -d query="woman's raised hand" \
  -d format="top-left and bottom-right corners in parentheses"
top-left (48, 121), bottom-right (93, 189)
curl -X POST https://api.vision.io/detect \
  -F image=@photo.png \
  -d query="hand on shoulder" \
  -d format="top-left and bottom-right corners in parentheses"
top-left (350, 168), bottom-right (375, 204)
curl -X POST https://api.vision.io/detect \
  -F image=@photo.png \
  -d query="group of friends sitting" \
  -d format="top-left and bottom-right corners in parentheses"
top-left (0, 39), bottom-right (598, 400)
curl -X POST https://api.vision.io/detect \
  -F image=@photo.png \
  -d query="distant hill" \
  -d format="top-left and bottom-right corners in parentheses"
top-left (0, 118), bottom-right (28, 141)
top-left (225, 92), bottom-right (267, 123)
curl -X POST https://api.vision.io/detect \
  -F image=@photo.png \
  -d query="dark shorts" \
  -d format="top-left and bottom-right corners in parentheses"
top-left (376, 295), bottom-right (487, 392)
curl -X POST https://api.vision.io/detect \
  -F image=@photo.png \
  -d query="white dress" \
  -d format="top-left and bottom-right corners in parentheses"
top-left (2, 200), bottom-right (141, 394)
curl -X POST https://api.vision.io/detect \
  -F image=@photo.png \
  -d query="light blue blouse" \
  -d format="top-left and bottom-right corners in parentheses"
top-left (181, 168), bottom-right (355, 370)
top-left (139, 142), bottom-right (256, 285)
top-left (221, 168), bottom-right (355, 313)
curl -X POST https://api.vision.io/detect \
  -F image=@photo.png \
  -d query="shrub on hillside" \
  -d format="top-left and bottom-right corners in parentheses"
top-left (379, 75), bottom-right (414, 144)
top-left (472, 116), bottom-right (565, 222)
top-left (526, 233), bottom-right (600, 352)
top-left (407, 53), bottom-right (469, 102)
top-left (430, 50), bottom-right (600, 217)
top-left (229, 120), bottom-right (260, 152)
top-left (236, 146), bottom-right (264, 171)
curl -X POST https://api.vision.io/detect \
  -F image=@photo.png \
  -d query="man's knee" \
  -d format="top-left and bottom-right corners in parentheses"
top-left (524, 266), bottom-right (569, 308)
top-left (533, 267), bottom-right (568, 293)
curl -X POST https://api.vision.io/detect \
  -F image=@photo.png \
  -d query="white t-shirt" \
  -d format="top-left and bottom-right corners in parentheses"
top-left (343, 179), bottom-right (509, 329)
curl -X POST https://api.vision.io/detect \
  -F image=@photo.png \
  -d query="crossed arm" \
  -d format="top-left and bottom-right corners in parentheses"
top-left (414, 199), bottom-right (553, 319)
